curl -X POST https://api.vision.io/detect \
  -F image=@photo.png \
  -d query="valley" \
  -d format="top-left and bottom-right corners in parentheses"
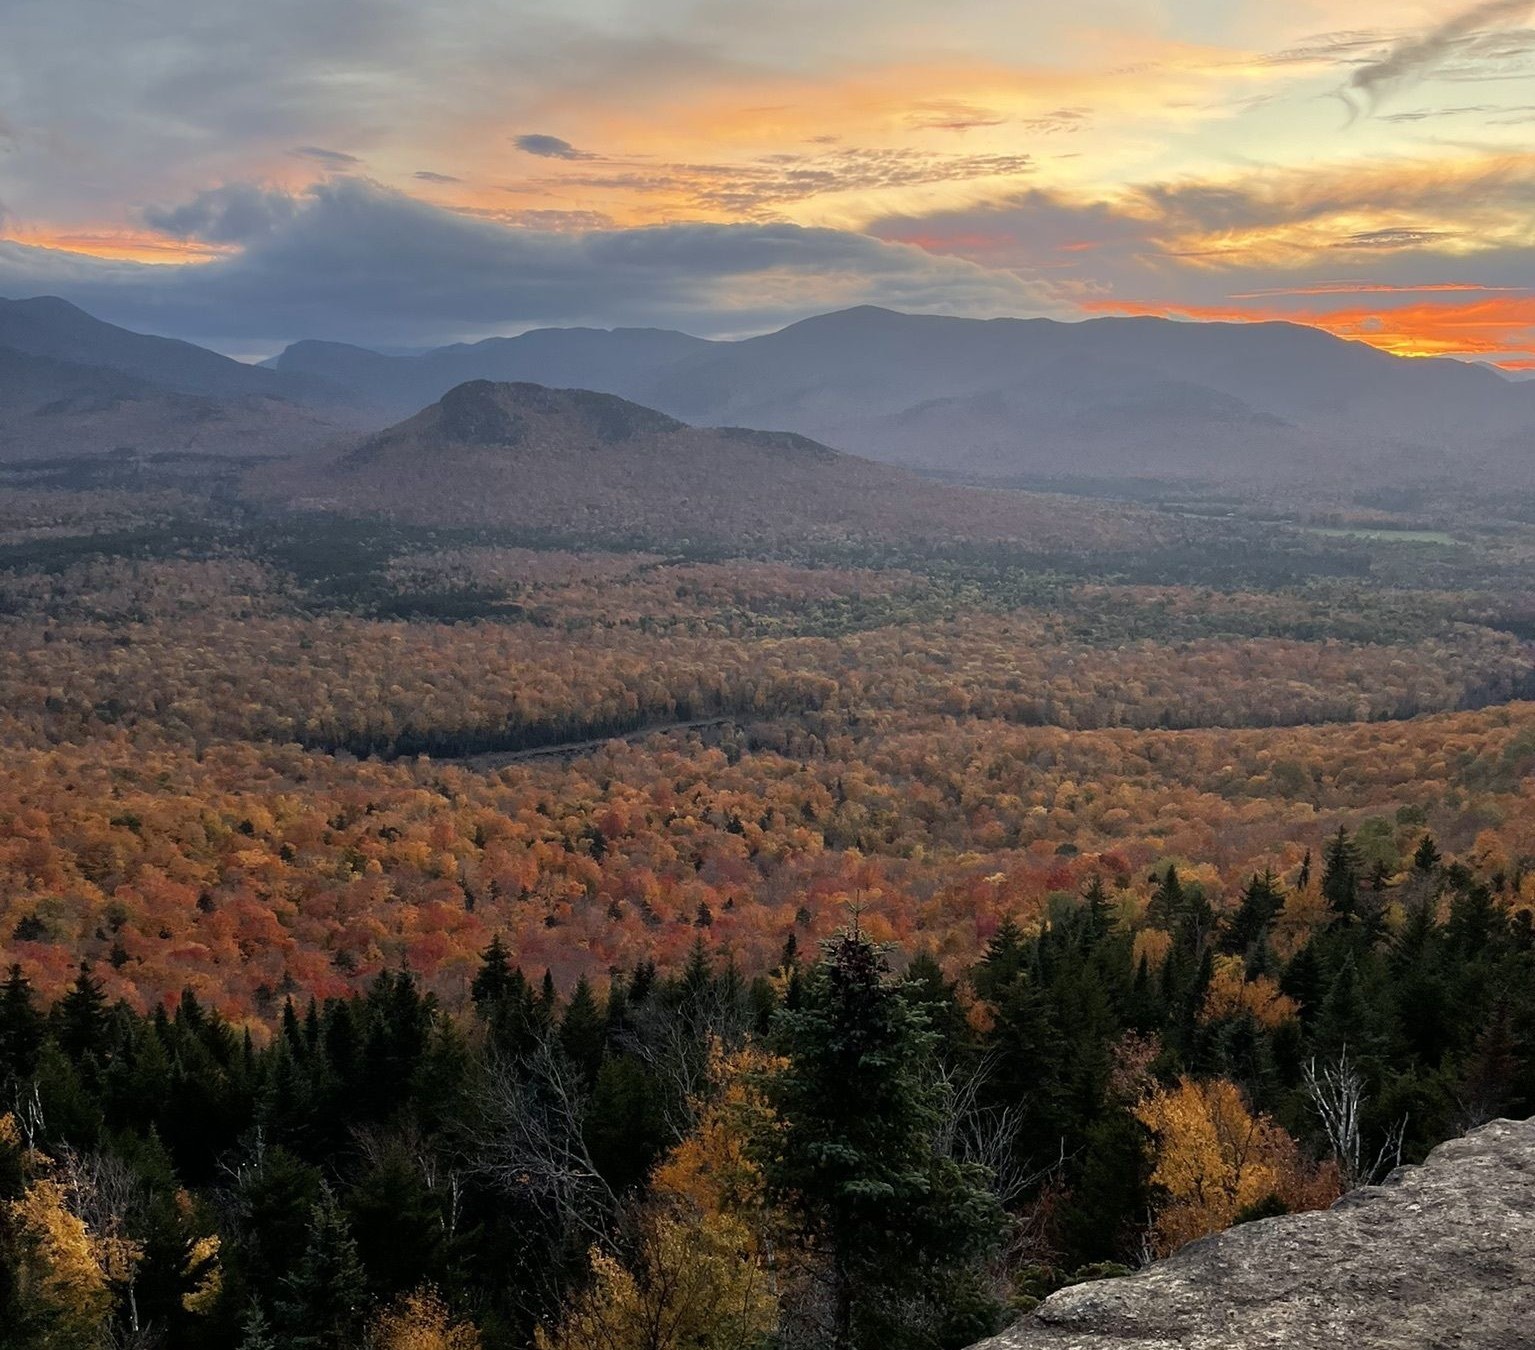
top-left (2, 297), bottom-right (1534, 1350)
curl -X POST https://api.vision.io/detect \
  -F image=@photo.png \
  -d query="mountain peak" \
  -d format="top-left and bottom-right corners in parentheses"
top-left (346, 380), bottom-right (687, 464)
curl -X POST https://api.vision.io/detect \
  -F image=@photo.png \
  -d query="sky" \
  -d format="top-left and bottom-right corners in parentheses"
top-left (6, 0), bottom-right (1535, 362)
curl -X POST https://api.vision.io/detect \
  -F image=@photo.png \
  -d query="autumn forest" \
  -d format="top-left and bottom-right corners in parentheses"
top-left (4, 434), bottom-right (1535, 1350)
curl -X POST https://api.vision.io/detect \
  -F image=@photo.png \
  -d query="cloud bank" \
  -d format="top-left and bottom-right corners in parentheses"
top-left (0, 178), bottom-right (1051, 349)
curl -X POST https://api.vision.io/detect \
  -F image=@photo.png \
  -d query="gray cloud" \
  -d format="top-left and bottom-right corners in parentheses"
top-left (1330, 227), bottom-right (1455, 249)
top-left (143, 183), bottom-right (299, 243)
top-left (514, 134), bottom-right (595, 160)
top-left (413, 170), bottom-right (462, 183)
top-left (290, 145), bottom-right (363, 167)
top-left (0, 177), bottom-right (1049, 349)
top-left (1341, 0), bottom-right (1535, 120)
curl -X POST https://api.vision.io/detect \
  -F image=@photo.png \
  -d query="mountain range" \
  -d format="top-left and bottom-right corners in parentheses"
top-left (4, 293), bottom-right (1534, 487)
top-left (269, 305), bottom-right (1535, 486)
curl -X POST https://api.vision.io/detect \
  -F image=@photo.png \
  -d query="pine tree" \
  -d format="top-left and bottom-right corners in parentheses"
top-left (237, 1302), bottom-right (280, 1350)
top-left (1082, 874), bottom-right (1115, 942)
top-left (1322, 827), bottom-right (1362, 920)
top-left (471, 935), bottom-right (513, 1006)
top-left (1223, 871), bottom-right (1284, 957)
top-left (973, 916), bottom-right (1026, 1000)
top-left (1279, 942), bottom-right (1324, 1024)
top-left (1413, 833), bottom-right (1442, 874)
top-left (0, 963), bottom-right (44, 1092)
top-left (1146, 866), bottom-right (1185, 929)
top-left (277, 1186), bottom-right (369, 1348)
top-left (52, 962), bottom-right (109, 1062)
top-left (558, 976), bottom-right (605, 1084)
top-left (768, 928), bottom-right (1004, 1349)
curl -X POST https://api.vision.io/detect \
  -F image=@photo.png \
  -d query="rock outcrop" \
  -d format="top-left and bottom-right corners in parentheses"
top-left (974, 1117), bottom-right (1535, 1350)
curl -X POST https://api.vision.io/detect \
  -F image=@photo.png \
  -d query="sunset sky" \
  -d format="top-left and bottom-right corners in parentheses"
top-left (7, 0), bottom-right (1535, 361)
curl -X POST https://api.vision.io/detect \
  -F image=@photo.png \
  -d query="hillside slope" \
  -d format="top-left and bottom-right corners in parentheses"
top-left (0, 344), bottom-right (349, 461)
top-left (263, 379), bottom-right (1152, 548)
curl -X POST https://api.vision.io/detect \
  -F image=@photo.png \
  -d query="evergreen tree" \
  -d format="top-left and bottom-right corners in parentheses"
top-left (1146, 865), bottom-right (1185, 928)
top-left (1322, 827), bottom-right (1362, 921)
top-left (768, 928), bottom-right (1004, 1350)
top-left (1222, 871), bottom-right (1284, 957)
top-left (52, 962), bottom-right (109, 1062)
top-left (276, 1186), bottom-right (369, 1348)
top-left (1082, 874), bottom-right (1115, 942)
top-left (558, 976), bottom-right (606, 1083)
top-left (1280, 942), bottom-right (1325, 1024)
top-left (471, 934), bottom-right (514, 1006)
top-left (1413, 833), bottom-right (1443, 874)
top-left (237, 1302), bottom-right (279, 1350)
top-left (0, 964), bottom-right (43, 1093)
top-left (973, 917), bottom-right (1026, 1000)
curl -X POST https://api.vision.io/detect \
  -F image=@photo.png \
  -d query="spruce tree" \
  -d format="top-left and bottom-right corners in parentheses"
top-left (471, 935), bottom-right (513, 1006)
top-left (1222, 871), bottom-right (1284, 957)
top-left (1413, 833), bottom-right (1442, 874)
top-left (1082, 874), bottom-right (1115, 942)
top-left (557, 976), bottom-right (605, 1083)
top-left (768, 927), bottom-right (1004, 1350)
top-left (0, 964), bottom-right (43, 1093)
top-left (52, 961), bottom-right (109, 1062)
top-left (1322, 827), bottom-right (1362, 920)
top-left (1146, 865), bottom-right (1185, 929)
top-left (276, 1186), bottom-right (369, 1348)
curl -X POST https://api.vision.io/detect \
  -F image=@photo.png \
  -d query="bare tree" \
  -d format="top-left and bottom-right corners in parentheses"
top-left (1303, 1048), bottom-right (1407, 1190)
top-left (932, 1051), bottom-right (1066, 1209)
top-left (466, 1037), bottom-right (618, 1250)
top-left (55, 1146), bottom-right (154, 1346)
top-left (616, 982), bottom-right (752, 1141)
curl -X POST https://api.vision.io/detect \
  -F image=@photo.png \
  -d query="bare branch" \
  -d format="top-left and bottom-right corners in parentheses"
top-left (466, 1036), bottom-right (618, 1250)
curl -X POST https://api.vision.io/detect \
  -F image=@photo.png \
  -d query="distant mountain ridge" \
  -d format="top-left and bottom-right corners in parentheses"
top-left (8, 295), bottom-right (1535, 485)
top-left (270, 305), bottom-right (1535, 486)
top-left (0, 296), bottom-right (361, 459)
top-left (269, 326), bottom-right (712, 418)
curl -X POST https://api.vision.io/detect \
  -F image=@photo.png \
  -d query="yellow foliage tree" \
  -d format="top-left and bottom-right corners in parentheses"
top-left (1200, 955), bottom-right (1299, 1029)
top-left (535, 1203), bottom-right (776, 1350)
top-left (8, 1174), bottom-right (139, 1346)
top-left (1134, 1076), bottom-right (1339, 1256)
top-left (651, 1041), bottom-right (783, 1220)
top-left (370, 1286), bottom-right (482, 1350)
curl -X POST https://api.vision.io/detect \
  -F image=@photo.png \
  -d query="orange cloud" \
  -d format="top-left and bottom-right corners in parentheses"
top-left (4, 229), bottom-right (229, 265)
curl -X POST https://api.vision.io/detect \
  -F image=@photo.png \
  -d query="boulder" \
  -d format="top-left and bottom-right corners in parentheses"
top-left (973, 1117), bottom-right (1535, 1350)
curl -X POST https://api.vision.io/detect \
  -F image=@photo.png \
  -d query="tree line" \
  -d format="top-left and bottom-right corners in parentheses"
top-left (3, 829), bottom-right (1532, 1349)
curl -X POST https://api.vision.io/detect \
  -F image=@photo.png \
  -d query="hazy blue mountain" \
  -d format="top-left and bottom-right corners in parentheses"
top-left (17, 296), bottom-right (1535, 484)
top-left (269, 326), bottom-right (713, 417)
top-left (0, 296), bottom-right (337, 404)
top-left (273, 304), bottom-right (1535, 484)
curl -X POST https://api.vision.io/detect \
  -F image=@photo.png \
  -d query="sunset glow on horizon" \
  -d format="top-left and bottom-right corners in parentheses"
top-left (8, 0), bottom-right (1535, 361)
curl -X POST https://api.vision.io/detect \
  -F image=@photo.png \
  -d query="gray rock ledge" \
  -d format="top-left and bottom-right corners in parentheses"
top-left (973, 1116), bottom-right (1535, 1350)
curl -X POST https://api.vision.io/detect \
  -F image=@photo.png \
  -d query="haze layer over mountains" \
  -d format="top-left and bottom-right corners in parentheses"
top-left (3, 294), bottom-right (1533, 489)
